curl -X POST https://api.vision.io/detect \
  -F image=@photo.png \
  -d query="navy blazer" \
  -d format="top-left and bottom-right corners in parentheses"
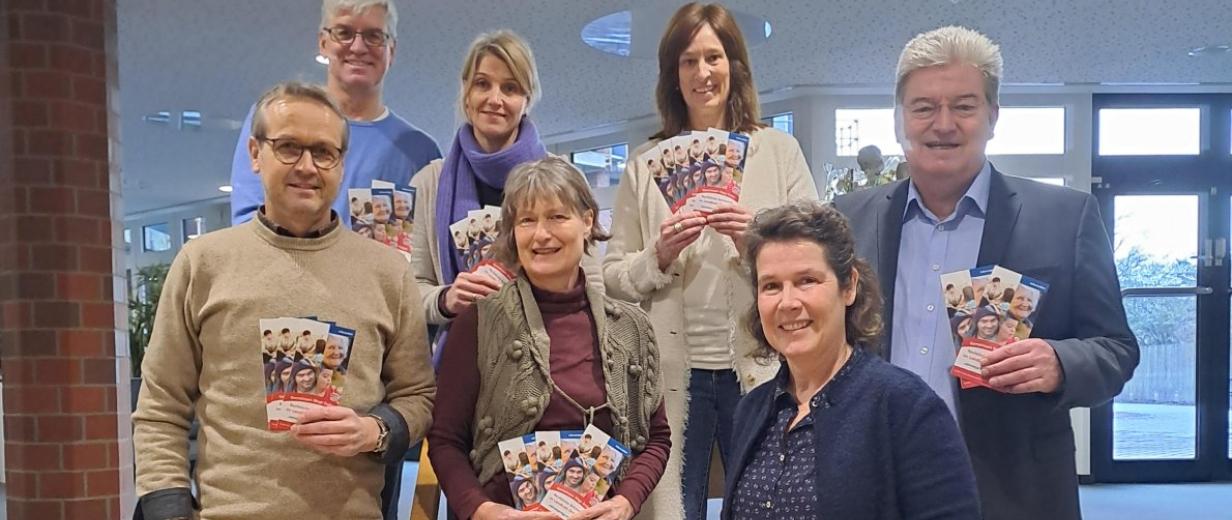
top-left (722, 349), bottom-right (981, 520)
top-left (834, 167), bottom-right (1140, 520)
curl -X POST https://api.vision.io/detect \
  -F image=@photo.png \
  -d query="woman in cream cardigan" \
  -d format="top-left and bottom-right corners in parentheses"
top-left (602, 3), bottom-right (818, 519)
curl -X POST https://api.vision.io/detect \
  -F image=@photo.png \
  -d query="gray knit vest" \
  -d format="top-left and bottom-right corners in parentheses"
top-left (467, 274), bottom-right (663, 486)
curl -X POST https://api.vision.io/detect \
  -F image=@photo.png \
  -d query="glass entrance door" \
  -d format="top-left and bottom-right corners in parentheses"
top-left (1090, 93), bottom-right (1232, 483)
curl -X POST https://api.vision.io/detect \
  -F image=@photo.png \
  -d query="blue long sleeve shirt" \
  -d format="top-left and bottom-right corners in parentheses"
top-left (230, 106), bottom-right (441, 225)
top-left (891, 163), bottom-right (990, 417)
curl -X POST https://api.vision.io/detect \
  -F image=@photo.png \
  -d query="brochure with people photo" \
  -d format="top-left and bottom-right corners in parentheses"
top-left (350, 182), bottom-right (416, 261)
top-left (261, 317), bottom-right (356, 431)
top-left (449, 205), bottom-right (514, 285)
top-left (348, 188), bottom-right (373, 232)
top-left (498, 434), bottom-right (552, 512)
top-left (393, 185), bottom-right (416, 255)
top-left (944, 265), bottom-right (1050, 389)
top-left (643, 131), bottom-right (747, 215)
top-left (538, 424), bottom-right (631, 517)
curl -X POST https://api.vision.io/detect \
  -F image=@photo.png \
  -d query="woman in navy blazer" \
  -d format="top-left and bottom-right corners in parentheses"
top-left (722, 201), bottom-right (980, 519)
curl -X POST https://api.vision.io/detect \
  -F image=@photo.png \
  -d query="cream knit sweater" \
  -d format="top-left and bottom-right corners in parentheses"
top-left (133, 218), bottom-right (436, 519)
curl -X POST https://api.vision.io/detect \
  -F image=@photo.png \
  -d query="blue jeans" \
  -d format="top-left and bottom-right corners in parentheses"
top-left (681, 368), bottom-right (741, 520)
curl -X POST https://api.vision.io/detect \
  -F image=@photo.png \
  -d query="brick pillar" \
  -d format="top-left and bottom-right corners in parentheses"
top-left (0, 0), bottom-right (134, 518)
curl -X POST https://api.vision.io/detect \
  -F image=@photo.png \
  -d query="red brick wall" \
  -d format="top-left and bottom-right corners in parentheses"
top-left (0, 0), bottom-right (132, 518)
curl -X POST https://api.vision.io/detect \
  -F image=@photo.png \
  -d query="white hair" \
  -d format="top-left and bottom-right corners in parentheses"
top-left (321, 0), bottom-right (398, 40)
top-left (895, 26), bottom-right (1002, 105)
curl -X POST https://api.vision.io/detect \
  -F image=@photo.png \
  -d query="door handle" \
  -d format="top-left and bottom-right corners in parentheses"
top-left (1122, 287), bottom-right (1214, 297)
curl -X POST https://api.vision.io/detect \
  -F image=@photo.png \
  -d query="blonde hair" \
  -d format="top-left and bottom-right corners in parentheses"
top-left (458, 30), bottom-right (541, 118)
top-left (320, 0), bottom-right (398, 40)
top-left (895, 26), bottom-right (1002, 106)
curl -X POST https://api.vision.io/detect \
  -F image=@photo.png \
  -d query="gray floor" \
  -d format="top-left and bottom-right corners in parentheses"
top-left (396, 463), bottom-right (1232, 520)
top-left (6, 467), bottom-right (1218, 519)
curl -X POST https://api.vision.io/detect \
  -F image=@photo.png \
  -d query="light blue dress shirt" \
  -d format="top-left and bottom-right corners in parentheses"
top-left (891, 163), bottom-right (991, 418)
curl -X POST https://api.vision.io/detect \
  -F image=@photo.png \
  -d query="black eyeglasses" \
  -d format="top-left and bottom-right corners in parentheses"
top-left (257, 137), bottom-right (344, 170)
top-left (322, 26), bottom-right (391, 48)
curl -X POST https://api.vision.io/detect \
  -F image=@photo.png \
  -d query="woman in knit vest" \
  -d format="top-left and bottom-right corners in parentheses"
top-left (602, 3), bottom-right (819, 519)
top-left (429, 157), bottom-right (671, 520)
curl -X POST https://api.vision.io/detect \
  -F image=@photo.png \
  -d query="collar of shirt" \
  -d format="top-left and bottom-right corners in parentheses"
top-left (256, 206), bottom-right (340, 238)
top-left (771, 347), bottom-right (866, 410)
top-left (902, 161), bottom-right (992, 227)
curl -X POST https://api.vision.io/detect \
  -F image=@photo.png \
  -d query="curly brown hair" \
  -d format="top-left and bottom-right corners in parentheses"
top-left (742, 201), bottom-right (883, 358)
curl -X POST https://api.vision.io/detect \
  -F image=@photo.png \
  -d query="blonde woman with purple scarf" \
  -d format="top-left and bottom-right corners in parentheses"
top-left (411, 31), bottom-right (546, 358)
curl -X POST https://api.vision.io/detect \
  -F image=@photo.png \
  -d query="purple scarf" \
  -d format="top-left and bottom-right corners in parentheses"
top-left (435, 117), bottom-right (547, 284)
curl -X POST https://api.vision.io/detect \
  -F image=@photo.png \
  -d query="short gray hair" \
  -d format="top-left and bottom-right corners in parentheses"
top-left (321, 0), bottom-right (398, 40)
top-left (895, 26), bottom-right (1002, 106)
top-left (491, 156), bottom-right (610, 268)
top-left (251, 81), bottom-right (349, 151)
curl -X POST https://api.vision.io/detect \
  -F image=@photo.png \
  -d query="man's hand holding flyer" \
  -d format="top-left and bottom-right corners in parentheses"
top-left (943, 265), bottom-right (1049, 389)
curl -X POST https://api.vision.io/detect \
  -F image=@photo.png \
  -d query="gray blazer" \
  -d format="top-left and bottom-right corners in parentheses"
top-left (833, 167), bottom-right (1139, 520)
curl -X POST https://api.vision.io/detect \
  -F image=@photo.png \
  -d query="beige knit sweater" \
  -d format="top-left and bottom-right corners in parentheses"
top-left (133, 218), bottom-right (436, 520)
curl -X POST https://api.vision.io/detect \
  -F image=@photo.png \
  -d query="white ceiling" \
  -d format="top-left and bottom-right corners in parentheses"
top-left (117, 0), bottom-right (1232, 214)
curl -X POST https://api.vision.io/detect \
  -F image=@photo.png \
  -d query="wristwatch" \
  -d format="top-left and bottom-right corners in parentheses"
top-left (369, 414), bottom-right (390, 454)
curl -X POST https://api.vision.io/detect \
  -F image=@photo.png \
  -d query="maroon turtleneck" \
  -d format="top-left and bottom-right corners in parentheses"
top-left (428, 273), bottom-right (670, 519)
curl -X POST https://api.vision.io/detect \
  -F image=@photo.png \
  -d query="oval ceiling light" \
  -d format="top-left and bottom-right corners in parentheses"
top-left (582, 7), bottom-right (772, 59)
top-left (1187, 44), bottom-right (1230, 57)
top-left (218, 185), bottom-right (233, 193)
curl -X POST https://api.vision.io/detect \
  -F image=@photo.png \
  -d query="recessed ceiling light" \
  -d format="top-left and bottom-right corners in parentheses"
top-left (315, 54), bottom-right (329, 65)
top-left (218, 185), bottom-right (233, 193)
top-left (581, 7), bottom-right (771, 58)
top-left (1187, 44), bottom-right (1230, 57)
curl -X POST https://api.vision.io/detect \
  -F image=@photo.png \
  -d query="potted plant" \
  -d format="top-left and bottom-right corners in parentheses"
top-left (128, 262), bottom-right (169, 407)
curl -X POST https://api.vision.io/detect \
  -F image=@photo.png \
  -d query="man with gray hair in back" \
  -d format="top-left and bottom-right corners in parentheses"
top-left (835, 26), bottom-right (1137, 519)
top-left (229, 0), bottom-right (441, 226)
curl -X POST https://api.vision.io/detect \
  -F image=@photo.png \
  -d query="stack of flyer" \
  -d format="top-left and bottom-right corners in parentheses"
top-left (260, 317), bottom-right (355, 430)
top-left (635, 128), bottom-right (748, 215)
top-left (942, 265), bottom-right (1049, 388)
top-left (348, 180), bottom-right (416, 261)
top-left (498, 425), bottom-right (631, 516)
top-left (449, 205), bottom-right (514, 285)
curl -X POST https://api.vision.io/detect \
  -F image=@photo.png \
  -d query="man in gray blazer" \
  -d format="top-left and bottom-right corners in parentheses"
top-left (834, 26), bottom-right (1138, 520)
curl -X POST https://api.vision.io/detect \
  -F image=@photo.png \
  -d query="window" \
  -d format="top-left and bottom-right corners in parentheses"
top-left (1098, 108), bottom-right (1201, 156)
top-left (143, 223), bottom-right (172, 252)
top-left (183, 216), bottom-right (205, 241)
top-left (835, 106), bottom-right (1067, 156)
top-left (835, 108), bottom-right (900, 156)
top-left (763, 112), bottom-right (794, 135)
top-left (124, 228), bottom-right (132, 250)
top-left (571, 143), bottom-right (627, 188)
top-left (1030, 177), bottom-right (1066, 186)
top-left (986, 107), bottom-right (1065, 155)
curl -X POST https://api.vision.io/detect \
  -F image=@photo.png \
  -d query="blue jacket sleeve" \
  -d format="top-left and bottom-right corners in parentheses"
top-left (892, 386), bottom-right (982, 519)
top-left (1049, 194), bottom-right (1140, 409)
top-left (229, 105), bottom-right (262, 225)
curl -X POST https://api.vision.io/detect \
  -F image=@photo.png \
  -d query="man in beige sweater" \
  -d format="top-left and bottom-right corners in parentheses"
top-left (133, 81), bottom-right (435, 520)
